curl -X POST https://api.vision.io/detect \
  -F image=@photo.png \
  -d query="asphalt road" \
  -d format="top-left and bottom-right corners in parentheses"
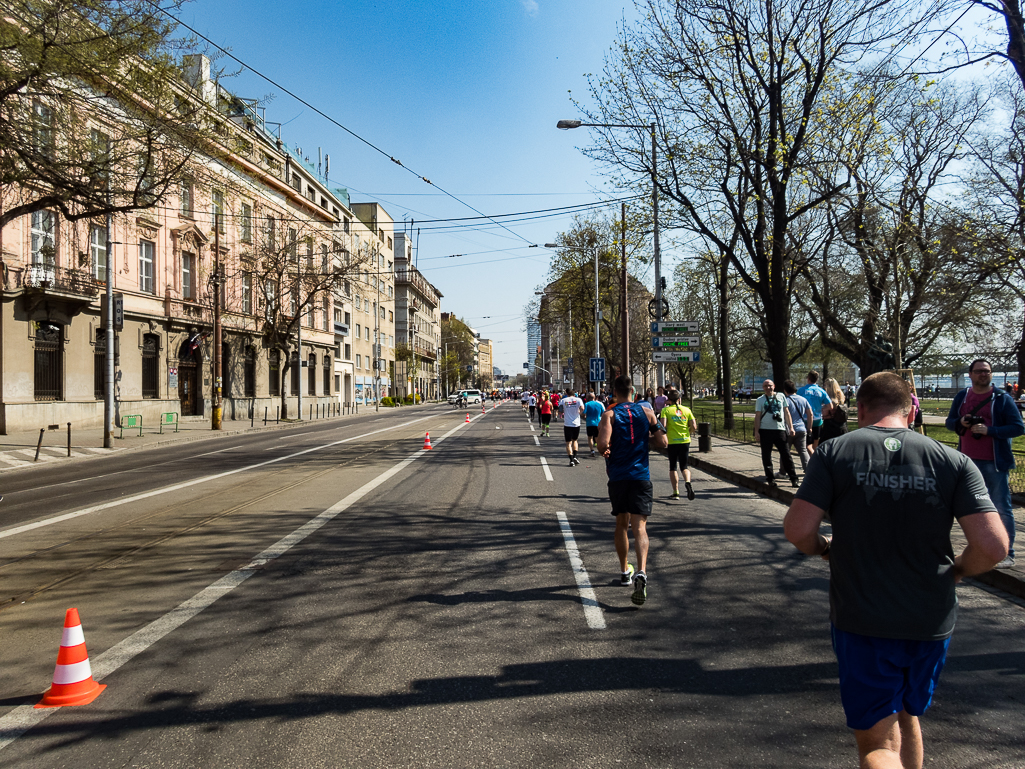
top-left (0, 402), bottom-right (1022, 768)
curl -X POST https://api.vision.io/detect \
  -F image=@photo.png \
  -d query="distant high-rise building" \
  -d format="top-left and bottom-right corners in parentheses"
top-left (526, 318), bottom-right (542, 380)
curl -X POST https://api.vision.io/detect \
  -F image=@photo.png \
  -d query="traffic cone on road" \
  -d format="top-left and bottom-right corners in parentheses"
top-left (481, 404), bottom-right (486, 414)
top-left (36, 608), bottom-right (106, 708)
top-left (423, 432), bottom-right (433, 450)
top-left (465, 413), bottom-right (471, 423)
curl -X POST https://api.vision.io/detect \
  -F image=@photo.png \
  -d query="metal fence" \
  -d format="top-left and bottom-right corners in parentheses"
top-left (692, 407), bottom-right (1025, 495)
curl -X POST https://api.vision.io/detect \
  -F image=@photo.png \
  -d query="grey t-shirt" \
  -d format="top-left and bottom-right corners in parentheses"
top-left (784, 393), bottom-right (811, 433)
top-left (796, 427), bottom-right (994, 640)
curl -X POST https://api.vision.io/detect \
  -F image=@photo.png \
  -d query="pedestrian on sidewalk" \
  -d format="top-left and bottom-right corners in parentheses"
top-left (598, 375), bottom-right (667, 606)
top-left (819, 377), bottom-right (849, 444)
top-left (659, 388), bottom-right (697, 499)
top-left (560, 388), bottom-right (584, 465)
top-left (944, 358), bottom-right (1024, 569)
top-left (784, 371), bottom-right (1007, 769)
top-left (798, 371), bottom-right (832, 452)
top-left (584, 392), bottom-right (605, 457)
top-left (781, 380), bottom-right (812, 473)
top-left (754, 379), bottom-right (799, 487)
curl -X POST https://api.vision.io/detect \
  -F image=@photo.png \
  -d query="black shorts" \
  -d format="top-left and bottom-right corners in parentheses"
top-left (529, 406), bottom-right (536, 417)
top-left (563, 426), bottom-right (580, 442)
top-left (810, 421), bottom-right (822, 442)
top-left (608, 479), bottom-right (654, 517)
top-left (541, 413), bottom-right (551, 425)
top-left (586, 425), bottom-right (599, 438)
top-left (667, 443), bottom-right (690, 472)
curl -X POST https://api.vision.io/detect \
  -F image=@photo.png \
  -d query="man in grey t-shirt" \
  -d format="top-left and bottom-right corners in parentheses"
top-left (784, 372), bottom-right (1007, 769)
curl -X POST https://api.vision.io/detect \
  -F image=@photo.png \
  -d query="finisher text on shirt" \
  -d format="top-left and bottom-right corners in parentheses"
top-left (855, 472), bottom-right (937, 492)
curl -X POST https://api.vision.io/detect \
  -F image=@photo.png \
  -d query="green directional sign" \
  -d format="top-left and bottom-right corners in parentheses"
top-left (652, 351), bottom-right (700, 363)
top-left (652, 336), bottom-right (700, 349)
top-left (651, 321), bottom-right (699, 334)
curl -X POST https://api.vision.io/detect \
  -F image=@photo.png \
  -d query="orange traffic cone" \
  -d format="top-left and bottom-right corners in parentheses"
top-left (481, 404), bottom-right (486, 414)
top-left (36, 608), bottom-right (106, 708)
top-left (465, 413), bottom-right (471, 423)
top-left (423, 432), bottom-right (433, 450)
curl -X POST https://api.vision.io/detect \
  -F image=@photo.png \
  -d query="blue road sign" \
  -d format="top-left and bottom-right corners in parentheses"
top-left (589, 357), bottom-right (606, 382)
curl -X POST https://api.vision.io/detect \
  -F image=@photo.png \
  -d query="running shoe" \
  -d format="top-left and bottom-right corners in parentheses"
top-left (590, 450), bottom-right (597, 457)
top-left (620, 563), bottom-right (635, 586)
top-left (631, 572), bottom-right (647, 606)
top-left (571, 456), bottom-right (580, 466)
top-left (671, 491), bottom-right (680, 499)
top-left (685, 482), bottom-right (695, 500)
top-left (568, 458), bottom-right (575, 467)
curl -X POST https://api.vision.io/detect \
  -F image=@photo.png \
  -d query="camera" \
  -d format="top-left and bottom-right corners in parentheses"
top-left (956, 415), bottom-right (986, 439)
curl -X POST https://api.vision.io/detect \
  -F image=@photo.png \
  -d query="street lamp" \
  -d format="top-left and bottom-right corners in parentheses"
top-left (557, 119), bottom-right (660, 386)
top-left (535, 290), bottom-right (573, 390)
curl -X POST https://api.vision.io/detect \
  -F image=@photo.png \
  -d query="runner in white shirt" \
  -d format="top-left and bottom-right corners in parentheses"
top-left (528, 393), bottom-right (537, 421)
top-left (520, 390), bottom-right (529, 413)
top-left (560, 388), bottom-right (585, 466)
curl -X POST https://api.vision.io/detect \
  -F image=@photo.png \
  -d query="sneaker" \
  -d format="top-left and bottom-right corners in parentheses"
top-left (590, 450), bottom-right (597, 457)
top-left (790, 476), bottom-right (800, 488)
top-left (775, 470), bottom-right (787, 478)
top-left (620, 563), bottom-right (635, 586)
top-left (671, 491), bottom-right (680, 499)
top-left (685, 482), bottom-right (695, 500)
top-left (631, 572), bottom-right (647, 606)
top-left (995, 556), bottom-right (1016, 569)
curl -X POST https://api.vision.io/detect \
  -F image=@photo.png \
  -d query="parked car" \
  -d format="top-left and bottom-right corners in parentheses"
top-left (457, 389), bottom-right (483, 405)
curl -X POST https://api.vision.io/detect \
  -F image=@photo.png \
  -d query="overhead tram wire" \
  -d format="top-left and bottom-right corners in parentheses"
top-left (144, 0), bottom-right (534, 246)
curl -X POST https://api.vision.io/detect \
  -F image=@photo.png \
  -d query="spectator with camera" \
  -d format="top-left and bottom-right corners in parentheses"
top-left (754, 379), bottom-right (799, 488)
top-left (945, 359), bottom-right (1024, 569)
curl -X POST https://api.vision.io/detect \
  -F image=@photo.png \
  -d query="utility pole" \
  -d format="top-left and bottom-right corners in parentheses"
top-left (103, 211), bottom-right (115, 448)
top-left (212, 214), bottom-right (222, 429)
top-left (296, 233), bottom-right (303, 420)
top-left (374, 244), bottom-right (381, 412)
top-left (651, 122), bottom-right (663, 389)
top-left (621, 201), bottom-right (629, 381)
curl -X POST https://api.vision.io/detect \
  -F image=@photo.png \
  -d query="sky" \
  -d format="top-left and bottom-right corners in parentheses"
top-left (178, 0), bottom-right (648, 374)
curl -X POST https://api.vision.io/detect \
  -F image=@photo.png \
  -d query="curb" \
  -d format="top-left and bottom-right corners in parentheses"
top-left (689, 451), bottom-right (1025, 601)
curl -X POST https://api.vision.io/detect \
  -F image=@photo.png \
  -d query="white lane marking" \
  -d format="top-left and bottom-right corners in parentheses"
top-left (556, 511), bottom-right (606, 630)
top-left (529, 424), bottom-right (535, 432)
top-left (276, 431), bottom-right (318, 440)
top-left (0, 415), bottom-right (438, 542)
top-left (533, 436), bottom-right (540, 446)
top-left (194, 446), bottom-right (239, 457)
top-left (0, 417), bottom-right (472, 751)
top-left (540, 457), bottom-right (553, 481)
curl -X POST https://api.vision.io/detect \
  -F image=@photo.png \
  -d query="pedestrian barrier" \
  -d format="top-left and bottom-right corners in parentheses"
top-left (36, 608), bottom-right (106, 708)
top-left (119, 414), bottom-right (142, 438)
top-left (159, 412), bottom-right (179, 434)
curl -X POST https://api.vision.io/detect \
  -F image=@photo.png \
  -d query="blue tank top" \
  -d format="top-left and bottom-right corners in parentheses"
top-left (605, 402), bottom-right (650, 481)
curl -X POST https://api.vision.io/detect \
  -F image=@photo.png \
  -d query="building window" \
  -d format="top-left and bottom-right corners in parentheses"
top-left (388, 286), bottom-right (393, 298)
top-left (356, 353), bottom-right (362, 368)
top-left (240, 201), bottom-right (252, 243)
top-left (181, 179), bottom-right (193, 218)
top-left (34, 322), bottom-right (63, 401)
top-left (388, 310), bottom-right (393, 322)
top-left (323, 356), bottom-right (331, 395)
top-left (306, 238), bottom-right (314, 271)
top-left (32, 100), bottom-right (53, 158)
top-left (94, 329), bottom-right (106, 399)
top-left (355, 323), bottom-right (361, 338)
top-left (308, 352), bottom-right (316, 395)
top-left (343, 217), bottom-right (350, 233)
top-left (244, 346), bottom-right (256, 397)
top-left (90, 225), bottom-right (107, 282)
top-left (139, 240), bottom-right (155, 293)
top-left (212, 188), bottom-right (224, 232)
top-left (31, 210), bottom-right (55, 271)
top-left (344, 312), bottom-right (351, 325)
top-left (264, 279), bottom-right (277, 321)
top-left (265, 215), bottom-right (276, 250)
top-left (321, 243), bottom-right (329, 273)
top-left (290, 352), bottom-right (300, 393)
top-left (88, 129), bottom-right (110, 187)
top-left (242, 272), bottom-right (252, 314)
top-left (344, 343), bottom-right (351, 360)
top-left (322, 296), bottom-right (330, 331)
top-left (142, 334), bottom-right (159, 398)
top-left (335, 374), bottom-right (341, 392)
top-left (269, 349), bottom-right (280, 396)
top-left (182, 252), bottom-right (196, 300)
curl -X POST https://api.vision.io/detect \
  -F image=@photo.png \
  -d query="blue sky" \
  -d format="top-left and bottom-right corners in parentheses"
top-left (180, 0), bottom-right (645, 373)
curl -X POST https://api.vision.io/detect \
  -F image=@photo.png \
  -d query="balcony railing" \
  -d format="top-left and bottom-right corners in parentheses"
top-left (8, 263), bottom-right (100, 297)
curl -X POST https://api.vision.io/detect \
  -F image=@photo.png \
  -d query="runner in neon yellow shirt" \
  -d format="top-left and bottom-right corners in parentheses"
top-left (659, 389), bottom-right (698, 500)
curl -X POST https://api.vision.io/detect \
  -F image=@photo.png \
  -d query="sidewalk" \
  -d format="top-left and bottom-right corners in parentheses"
top-left (688, 435), bottom-right (1025, 600)
top-left (0, 404), bottom-right (419, 471)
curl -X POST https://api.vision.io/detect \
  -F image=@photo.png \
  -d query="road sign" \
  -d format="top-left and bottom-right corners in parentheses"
top-left (651, 321), bottom-right (699, 334)
top-left (652, 351), bottom-right (700, 363)
top-left (652, 336), bottom-right (701, 349)
top-left (589, 357), bottom-right (606, 382)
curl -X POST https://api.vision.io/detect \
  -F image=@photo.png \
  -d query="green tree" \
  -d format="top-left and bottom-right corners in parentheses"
top-left (0, 0), bottom-right (213, 228)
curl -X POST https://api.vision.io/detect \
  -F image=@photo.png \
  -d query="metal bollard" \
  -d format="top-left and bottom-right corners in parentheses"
top-left (264, 407), bottom-right (268, 426)
top-left (67, 422), bottom-right (71, 457)
top-left (251, 407), bottom-right (255, 427)
top-left (698, 422), bottom-right (711, 452)
top-left (276, 406), bottom-right (280, 424)
top-left (310, 404), bottom-right (313, 421)
top-left (34, 428), bottom-right (45, 461)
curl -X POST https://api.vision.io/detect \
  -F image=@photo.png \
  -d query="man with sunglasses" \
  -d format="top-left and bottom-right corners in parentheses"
top-left (945, 359), bottom-right (1024, 568)
top-left (754, 379), bottom-right (799, 487)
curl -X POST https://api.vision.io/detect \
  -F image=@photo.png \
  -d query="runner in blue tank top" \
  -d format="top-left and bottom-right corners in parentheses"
top-left (598, 375), bottom-right (668, 606)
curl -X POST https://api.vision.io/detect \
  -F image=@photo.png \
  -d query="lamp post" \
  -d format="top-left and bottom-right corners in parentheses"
top-left (557, 119), bottom-right (659, 387)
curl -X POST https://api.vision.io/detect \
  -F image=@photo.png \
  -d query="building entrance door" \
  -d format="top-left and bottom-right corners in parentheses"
top-left (178, 358), bottom-right (199, 415)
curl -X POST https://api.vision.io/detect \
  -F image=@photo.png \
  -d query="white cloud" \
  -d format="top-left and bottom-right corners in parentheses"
top-left (521, 0), bottom-right (539, 16)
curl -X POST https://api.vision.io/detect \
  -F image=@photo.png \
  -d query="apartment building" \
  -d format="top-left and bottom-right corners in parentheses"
top-left (477, 338), bottom-right (493, 392)
top-left (394, 232), bottom-right (442, 400)
top-left (0, 54), bottom-right (394, 431)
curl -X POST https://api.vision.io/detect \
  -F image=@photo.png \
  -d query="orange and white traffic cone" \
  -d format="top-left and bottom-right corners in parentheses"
top-left (465, 413), bottom-right (471, 423)
top-left (423, 432), bottom-right (433, 450)
top-left (481, 404), bottom-right (486, 414)
top-left (35, 608), bottom-right (106, 708)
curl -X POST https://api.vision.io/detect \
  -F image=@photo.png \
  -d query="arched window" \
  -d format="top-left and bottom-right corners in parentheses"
top-left (142, 334), bottom-right (159, 398)
top-left (244, 346), bottom-right (256, 398)
top-left (308, 352), bottom-right (316, 395)
top-left (269, 349), bottom-right (280, 396)
top-left (323, 355), bottom-right (331, 395)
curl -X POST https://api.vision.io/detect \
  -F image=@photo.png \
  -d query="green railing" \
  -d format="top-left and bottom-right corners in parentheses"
top-left (692, 407), bottom-right (1025, 494)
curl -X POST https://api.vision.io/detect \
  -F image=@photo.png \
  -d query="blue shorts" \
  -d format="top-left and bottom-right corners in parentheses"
top-left (831, 624), bottom-right (950, 731)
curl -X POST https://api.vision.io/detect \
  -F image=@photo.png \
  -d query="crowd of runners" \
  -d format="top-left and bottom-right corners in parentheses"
top-left (518, 378), bottom-right (697, 607)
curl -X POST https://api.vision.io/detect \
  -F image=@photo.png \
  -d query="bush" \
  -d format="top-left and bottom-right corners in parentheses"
top-left (380, 396), bottom-right (396, 407)
top-left (403, 395), bottom-right (415, 405)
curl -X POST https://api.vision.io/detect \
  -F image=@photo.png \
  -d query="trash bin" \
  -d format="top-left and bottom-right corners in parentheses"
top-left (698, 422), bottom-right (711, 452)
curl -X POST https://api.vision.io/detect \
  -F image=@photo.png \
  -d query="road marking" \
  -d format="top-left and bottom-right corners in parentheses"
top-left (533, 436), bottom-right (540, 446)
top-left (194, 446), bottom-right (239, 457)
top-left (556, 511), bottom-right (605, 630)
top-left (0, 417), bottom-right (472, 751)
top-left (0, 414), bottom-right (439, 542)
top-left (540, 457), bottom-right (553, 481)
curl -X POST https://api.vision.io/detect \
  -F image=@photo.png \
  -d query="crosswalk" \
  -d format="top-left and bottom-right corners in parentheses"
top-left (0, 445), bottom-right (121, 469)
